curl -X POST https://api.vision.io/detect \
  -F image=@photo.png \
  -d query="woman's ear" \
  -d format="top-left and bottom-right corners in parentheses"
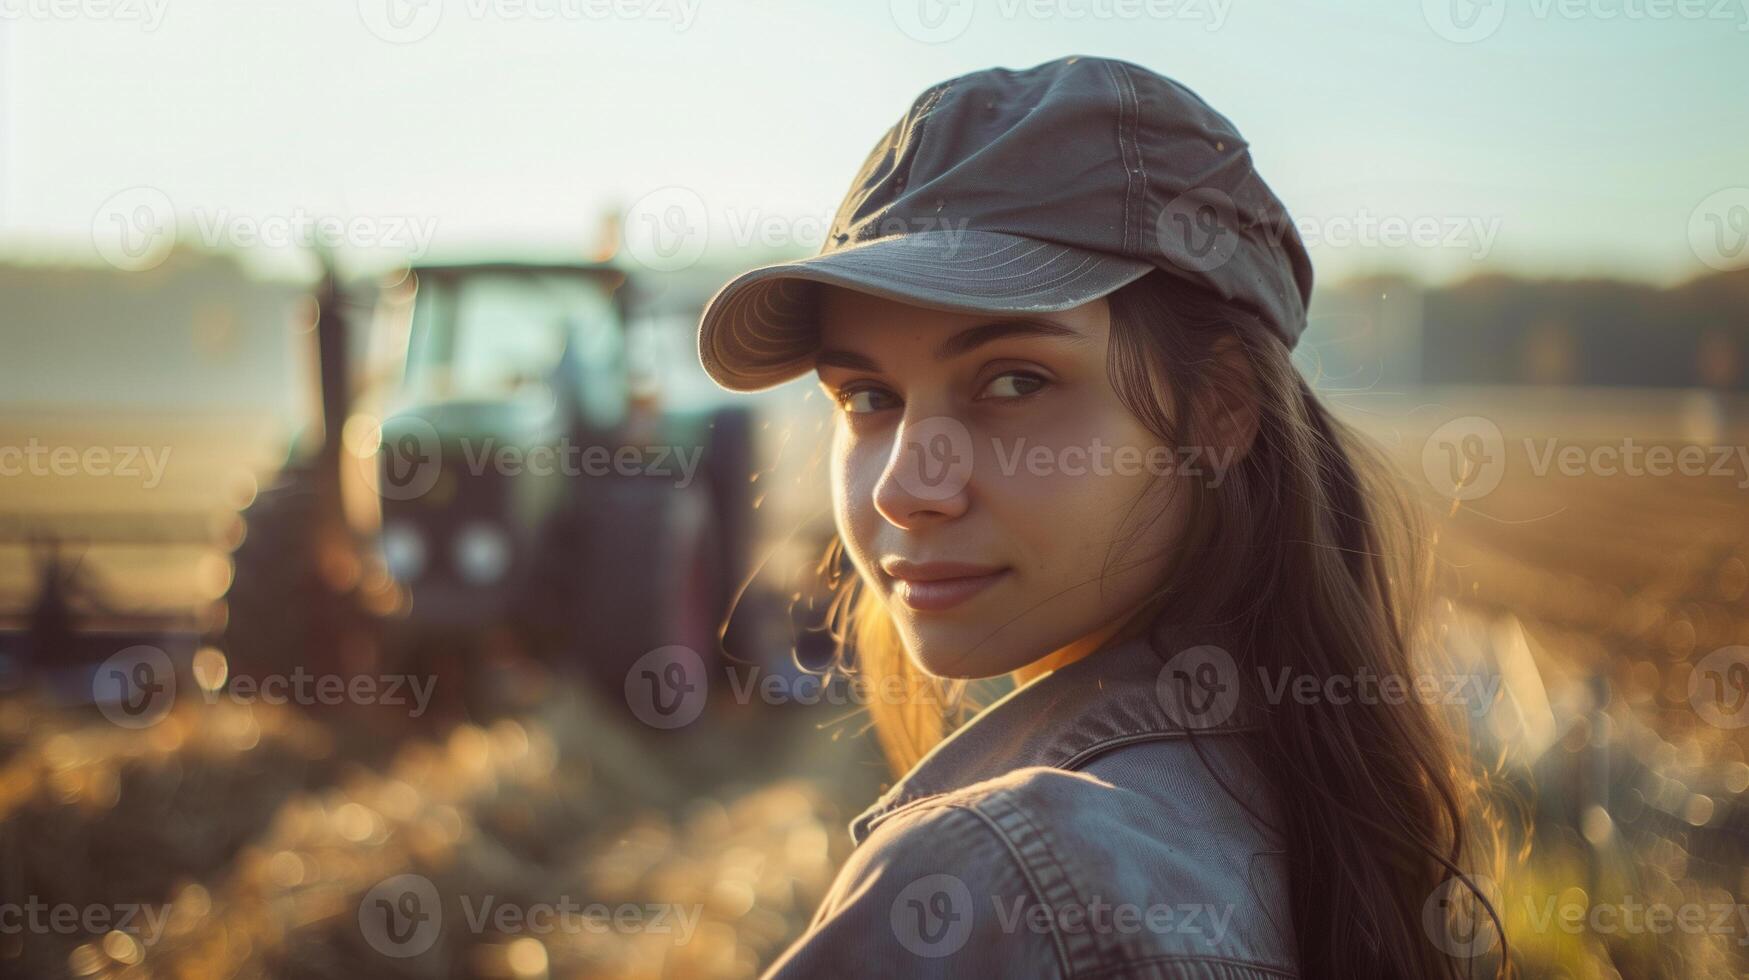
top-left (1199, 335), bottom-right (1261, 463)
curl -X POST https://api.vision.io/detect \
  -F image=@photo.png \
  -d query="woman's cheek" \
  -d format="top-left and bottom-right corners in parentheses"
top-left (830, 424), bottom-right (888, 579)
top-left (984, 416), bottom-right (1176, 582)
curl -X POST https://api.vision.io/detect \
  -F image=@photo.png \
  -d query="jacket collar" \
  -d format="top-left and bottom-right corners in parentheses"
top-left (848, 634), bottom-right (1257, 845)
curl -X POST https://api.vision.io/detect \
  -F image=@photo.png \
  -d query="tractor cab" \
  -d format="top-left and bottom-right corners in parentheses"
top-left (223, 260), bottom-right (755, 714)
top-left (374, 264), bottom-right (630, 629)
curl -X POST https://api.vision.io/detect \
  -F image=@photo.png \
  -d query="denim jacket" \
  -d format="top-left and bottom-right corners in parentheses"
top-left (762, 636), bottom-right (1300, 979)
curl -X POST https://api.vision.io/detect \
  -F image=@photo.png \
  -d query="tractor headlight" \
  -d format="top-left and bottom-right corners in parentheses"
top-left (454, 522), bottom-right (512, 585)
top-left (381, 522), bottom-right (427, 580)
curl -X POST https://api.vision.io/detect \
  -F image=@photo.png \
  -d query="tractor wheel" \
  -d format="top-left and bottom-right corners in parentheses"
top-left (222, 475), bottom-right (327, 680)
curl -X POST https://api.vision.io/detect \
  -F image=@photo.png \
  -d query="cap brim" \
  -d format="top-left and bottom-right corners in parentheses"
top-left (697, 230), bottom-right (1154, 392)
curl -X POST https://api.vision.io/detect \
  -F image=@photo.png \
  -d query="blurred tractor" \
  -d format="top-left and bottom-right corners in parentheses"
top-left (222, 261), bottom-right (756, 716)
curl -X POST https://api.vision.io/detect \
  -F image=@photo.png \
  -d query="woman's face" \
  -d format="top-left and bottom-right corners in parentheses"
top-left (816, 286), bottom-right (1186, 679)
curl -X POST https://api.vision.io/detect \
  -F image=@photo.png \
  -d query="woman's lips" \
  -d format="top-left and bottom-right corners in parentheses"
top-left (895, 573), bottom-right (1008, 611)
top-left (881, 560), bottom-right (1011, 613)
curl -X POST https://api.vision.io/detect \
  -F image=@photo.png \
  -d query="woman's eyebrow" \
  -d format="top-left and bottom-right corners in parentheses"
top-left (814, 348), bottom-right (882, 372)
top-left (935, 317), bottom-right (1082, 359)
top-left (814, 316), bottom-right (1083, 373)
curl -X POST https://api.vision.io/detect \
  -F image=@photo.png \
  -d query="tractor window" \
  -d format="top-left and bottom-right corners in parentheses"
top-left (453, 282), bottom-right (562, 394)
top-left (404, 271), bottom-right (627, 429)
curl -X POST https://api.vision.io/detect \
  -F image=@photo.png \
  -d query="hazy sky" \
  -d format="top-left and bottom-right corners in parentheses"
top-left (2, 0), bottom-right (1746, 285)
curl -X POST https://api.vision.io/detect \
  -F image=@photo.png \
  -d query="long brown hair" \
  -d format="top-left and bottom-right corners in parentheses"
top-left (819, 270), bottom-right (1510, 978)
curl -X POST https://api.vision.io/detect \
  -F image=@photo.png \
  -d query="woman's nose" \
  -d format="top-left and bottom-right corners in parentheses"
top-left (872, 414), bottom-right (974, 528)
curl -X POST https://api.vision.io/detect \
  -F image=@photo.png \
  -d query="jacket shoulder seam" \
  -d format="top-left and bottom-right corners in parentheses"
top-left (871, 797), bottom-right (1074, 977)
top-left (1060, 727), bottom-right (1259, 772)
top-left (1082, 952), bottom-right (1299, 979)
top-left (952, 800), bottom-right (1074, 979)
top-left (970, 785), bottom-right (1116, 978)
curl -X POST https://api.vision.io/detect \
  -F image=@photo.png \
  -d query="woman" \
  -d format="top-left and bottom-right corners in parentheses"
top-left (697, 56), bottom-right (1504, 979)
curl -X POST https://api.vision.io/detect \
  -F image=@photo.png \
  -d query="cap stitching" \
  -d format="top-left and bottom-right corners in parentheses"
top-left (1101, 58), bottom-right (1142, 257)
top-left (889, 81), bottom-right (952, 227)
top-left (1116, 62), bottom-right (1150, 261)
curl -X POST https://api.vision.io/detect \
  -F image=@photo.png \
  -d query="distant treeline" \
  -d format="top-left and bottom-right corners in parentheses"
top-left (7, 253), bottom-right (1746, 397)
top-left (1307, 269), bottom-right (1749, 390)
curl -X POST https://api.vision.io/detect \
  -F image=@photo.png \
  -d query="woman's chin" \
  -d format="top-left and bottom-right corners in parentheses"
top-left (898, 620), bottom-right (1051, 680)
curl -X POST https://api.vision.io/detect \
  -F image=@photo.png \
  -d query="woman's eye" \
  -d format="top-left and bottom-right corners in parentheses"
top-left (978, 371), bottom-right (1048, 400)
top-left (838, 387), bottom-right (898, 414)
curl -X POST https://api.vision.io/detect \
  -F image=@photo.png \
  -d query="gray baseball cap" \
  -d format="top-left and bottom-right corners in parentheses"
top-left (698, 55), bottom-right (1314, 392)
